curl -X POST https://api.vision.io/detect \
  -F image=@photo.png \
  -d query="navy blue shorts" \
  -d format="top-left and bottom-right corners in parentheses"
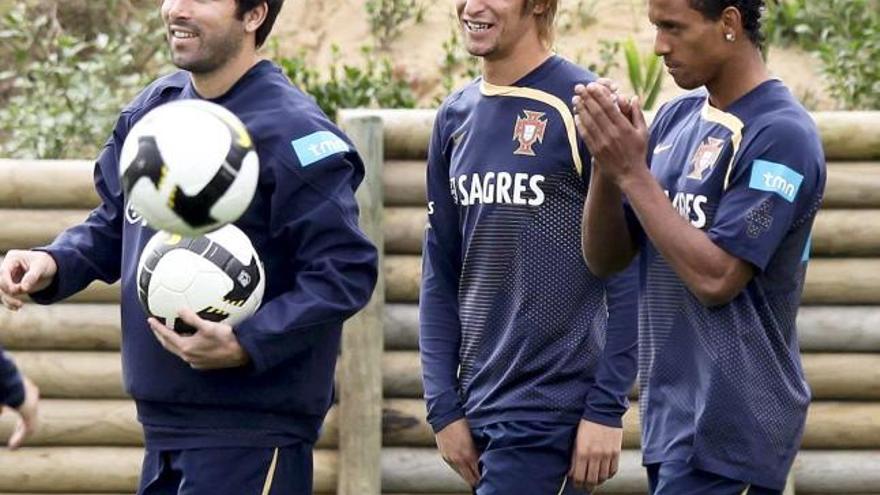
top-left (647, 460), bottom-right (783, 495)
top-left (137, 443), bottom-right (312, 495)
top-left (470, 421), bottom-right (588, 495)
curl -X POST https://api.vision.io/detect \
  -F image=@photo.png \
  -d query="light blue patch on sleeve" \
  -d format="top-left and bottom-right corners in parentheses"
top-left (801, 234), bottom-right (812, 262)
top-left (291, 131), bottom-right (350, 167)
top-left (748, 159), bottom-right (804, 203)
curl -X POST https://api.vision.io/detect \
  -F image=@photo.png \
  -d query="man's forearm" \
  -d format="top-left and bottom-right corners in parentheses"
top-left (582, 164), bottom-right (637, 277)
top-left (620, 168), bottom-right (750, 305)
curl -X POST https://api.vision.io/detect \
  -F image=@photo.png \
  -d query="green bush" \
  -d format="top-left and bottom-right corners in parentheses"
top-left (763, 0), bottom-right (880, 109)
top-left (622, 38), bottom-right (663, 111)
top-left (0, 1), bottom-right (168, 159)
top-left (365, 0), bottom-right (426, 50)
top-left (279, 45), bottom-right (418, 121)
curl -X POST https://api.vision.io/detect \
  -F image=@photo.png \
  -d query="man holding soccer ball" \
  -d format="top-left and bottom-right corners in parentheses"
top-left (0, 0), bottom-right (378, 493)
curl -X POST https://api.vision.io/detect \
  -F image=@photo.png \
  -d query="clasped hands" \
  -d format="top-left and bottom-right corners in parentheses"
top-left (572, 79), bottom-right (650, 187)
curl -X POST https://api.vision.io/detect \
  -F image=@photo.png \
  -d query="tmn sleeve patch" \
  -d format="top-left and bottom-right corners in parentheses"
top-left (291, 131), bottom-right (350, 167)
top-left (748, 159), bottom-right (804, 203)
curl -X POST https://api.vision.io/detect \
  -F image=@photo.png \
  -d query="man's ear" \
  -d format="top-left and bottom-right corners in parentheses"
top-left (244, 1), bottom-right (269, 35)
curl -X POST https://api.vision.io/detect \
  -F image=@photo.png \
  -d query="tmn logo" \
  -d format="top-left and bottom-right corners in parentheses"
top-left (748, 159), bottom-right (804, 203)
top-left (513, 110), bottom-right (547, 156)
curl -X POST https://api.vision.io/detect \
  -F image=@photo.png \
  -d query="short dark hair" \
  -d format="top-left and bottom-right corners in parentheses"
top-left (235, 0), bottom-right (284, 48)
top-left (688, 0), bottom-right (765, 48)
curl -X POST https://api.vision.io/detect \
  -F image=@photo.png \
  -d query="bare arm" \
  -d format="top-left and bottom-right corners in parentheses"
top-left (581, 160), bottom-right (638, 277)
top-left (620, 166), bottom-right (753, 306)
top-left (578, 82), bottom-right (752, 306)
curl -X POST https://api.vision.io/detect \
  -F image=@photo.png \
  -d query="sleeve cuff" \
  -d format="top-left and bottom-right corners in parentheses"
top-left (581, 407), bottom-right (624, 429)
top-left (2, 371), bottom-right (25, 409)
top-left (428, 408), bottom-right (466, 434)
top-left (232, 325), bottom-right (271, 376)
top-left (28, 248), bottom-right (63, 304)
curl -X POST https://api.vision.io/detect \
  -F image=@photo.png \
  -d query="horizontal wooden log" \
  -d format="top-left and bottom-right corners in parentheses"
top-left (384, 303), bottom-right (420, 350)
top-left (387, 255), bottom-right (880, 305)
top-left (9, 350), bottom-right (880, 401)
top-left (384, 160), bottom-right (427, 206)
top-left (4, 399), bottom-right (876, 450)
top-left (5, 256), bottom-right (411, 304)
top-left (0, 159), bottom-right (432, 209)
top-left (803, 259), bottom-right (880, 305)
top-left (804, 354), bottom-right (880, 400)
top-left (382, 161), bottom-right (880, 209)
top-left (382, 351), bottom-right (880, 400)
top-left (0, 448), bottom-right (336, 492)
top-left (0, 210), bottom-right (88, 252)
top-left (811, 210), bottom-right (880, 257)
top-left (0, 304), bottom-right (121, 350)
top-left (2, 116), bottom-right (876, 208)
top-left (797, 306), bottom-right (880, 352)
top-left (384, 304), bottom-right (880, 353)
top-left (5, 303), bottom-right (876, 354)
top-left (0, 447), bottom-right (143, 491)
top-left (345, 110), bottom-right (880, 161)
top-left (386, 255), bottom-right (422, 303)
top-left (0, 400), bottom-right (141, 446)
top-left (815, 112), bottom-right (880, 160)
top-left (825, 163), bottom-right (880, 209)
top-left (10, 351), bottom-right (126, 399)
top-left (0, 160), bottom-right (99, 209)
top-left (0, 447), bottom-right (876, 493)
top-left (5, 207), bottom-right (879, 258)
top-left (385, 207), bottom-right (427, 254)
top-left (341, 109), bottom-right (436, 160)
top-left (383, 208), bottom-right (880, 256)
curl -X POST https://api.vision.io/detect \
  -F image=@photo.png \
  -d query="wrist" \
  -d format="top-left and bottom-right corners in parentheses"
top-left (617, 163), bottom-right (652, 197)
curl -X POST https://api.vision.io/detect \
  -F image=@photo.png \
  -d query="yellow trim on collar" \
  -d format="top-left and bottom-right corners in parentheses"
top-left (701, 99), bottom-right (745, 190)
top-left (480, 80), bottom-right (583, 176)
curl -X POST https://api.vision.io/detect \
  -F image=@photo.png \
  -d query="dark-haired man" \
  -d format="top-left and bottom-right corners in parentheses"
top-left (574, 0), bottom-right (825, 493)
top-left (420, 0), bottom-right (639, 493)
top-left (0, 1), bottom-right (378, 493)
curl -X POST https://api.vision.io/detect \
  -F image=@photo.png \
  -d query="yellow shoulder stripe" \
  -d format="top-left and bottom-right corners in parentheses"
top-left (701, 99), bottom-right (745, 190)
top-left (480, 81), bottom-right (583, 176)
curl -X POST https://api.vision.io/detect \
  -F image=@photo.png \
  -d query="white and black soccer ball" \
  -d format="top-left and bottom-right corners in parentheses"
top-left (137, 225), bottom-right (265, 335)
top-left (120, 99), bottom-right (259, 236)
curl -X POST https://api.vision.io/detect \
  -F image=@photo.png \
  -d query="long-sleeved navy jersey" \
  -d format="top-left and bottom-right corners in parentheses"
top-left (0, 349), bottom-right (24, 408)
top-left (32, 60), bottom-right (378, 449)
top-left (631, 80), bottom-right (825, 489)
top-left (420, 55), bottom-right (639, 434)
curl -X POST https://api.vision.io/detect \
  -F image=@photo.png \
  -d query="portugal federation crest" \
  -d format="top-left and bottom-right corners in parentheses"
top-left (687, 137), bottom-right (725, 180)
top-left (513, 110), bottom-right (547, 156)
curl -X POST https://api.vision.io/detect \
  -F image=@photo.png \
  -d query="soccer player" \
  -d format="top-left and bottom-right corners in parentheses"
top-left (573, 0), bottom-right (825, 493)
top-left (420, 0), bottom-right (639, 492)
top-left (0, 1), bottom-right (378, 493)
top-left (0, 350), bottom-right (39, 449)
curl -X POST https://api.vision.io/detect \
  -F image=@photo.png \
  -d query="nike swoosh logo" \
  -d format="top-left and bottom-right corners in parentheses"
top-left (654, 143), bottom-right (673, 154)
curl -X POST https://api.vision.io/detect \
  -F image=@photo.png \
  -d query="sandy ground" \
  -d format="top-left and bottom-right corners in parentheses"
top-left (273, 0), bottom-right (835, 110)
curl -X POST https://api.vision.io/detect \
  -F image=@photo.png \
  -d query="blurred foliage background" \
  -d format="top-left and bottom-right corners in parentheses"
top-left (0, 0), bottom-right (877, 159)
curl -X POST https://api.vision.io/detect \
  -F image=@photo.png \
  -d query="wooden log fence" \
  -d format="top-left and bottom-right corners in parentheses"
top-left (7, 350), bottom-right (880, 401)
top-left (3, 206), bottom-right (880, 257)
top-left (3, 304), bottom-right (880, 353)
top-left (5, 256), bottom-right (878, 306)
top-left (0, 447), bottom-right (877, 493)
top-left (2, 111), bottom-right (880, 494)
top-left (2, 399), bottom-right (879, 450)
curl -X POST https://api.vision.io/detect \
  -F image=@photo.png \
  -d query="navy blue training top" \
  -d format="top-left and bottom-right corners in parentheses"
top-left (420, 55), bottom-right (639, 433)
top-left (632, 80), bottom-right (825, 489)
top-left (33, 60), bottom-right (378, 449)
top-left (0, 349), bottom-right (24, 408)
